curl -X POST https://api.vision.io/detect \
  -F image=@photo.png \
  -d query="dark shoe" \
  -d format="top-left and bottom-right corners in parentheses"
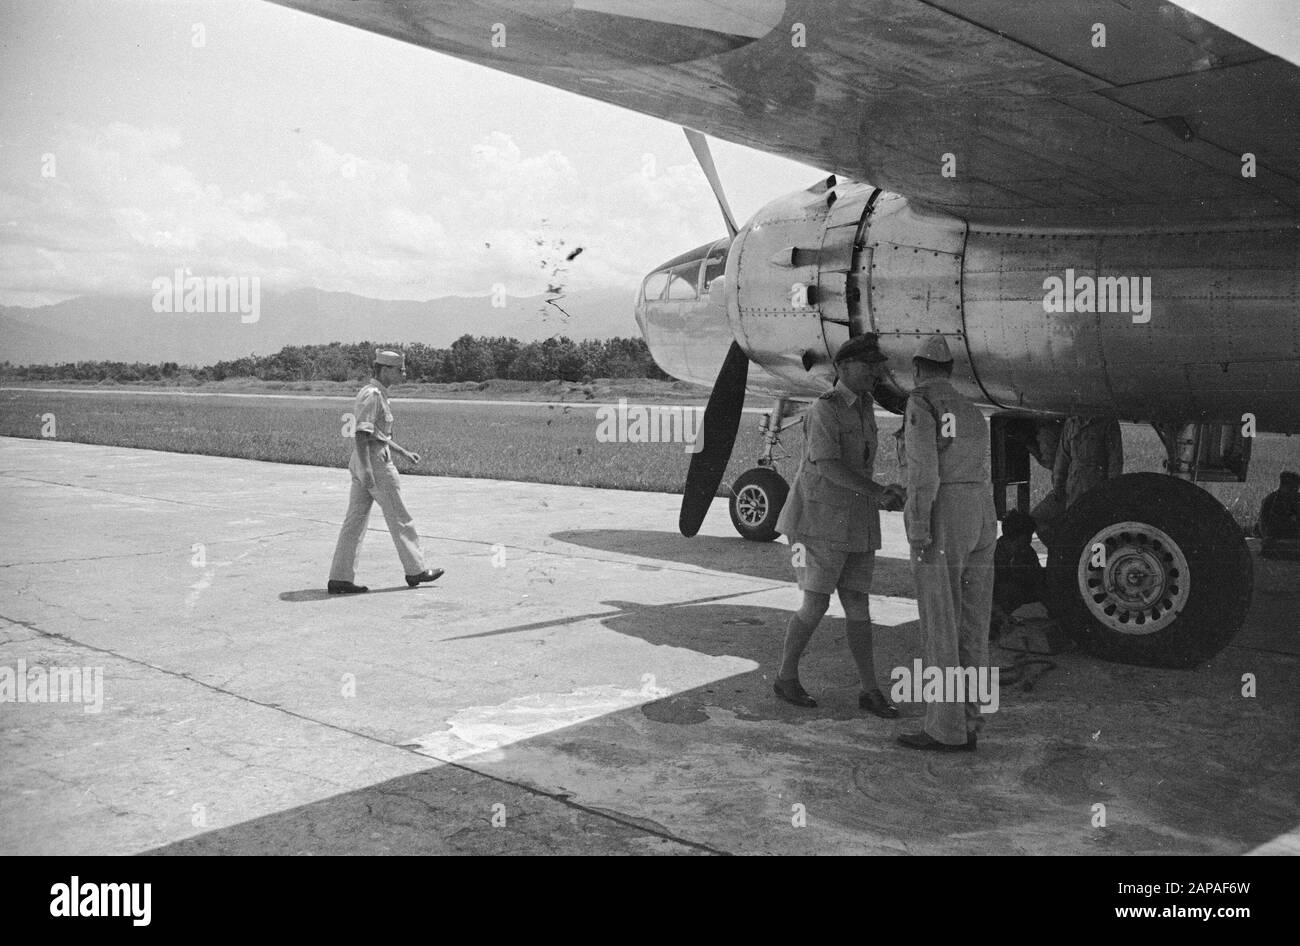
top-left (327, 580), bottom-right (369, 595)
top-left (859, 688), bottom-right (900, 719)
top-left (896, 730), bottom-right (976, 752)
top-left (405, 568), bottom-right (445, 588)
top-left (773, 678), bottom-right (818, 708)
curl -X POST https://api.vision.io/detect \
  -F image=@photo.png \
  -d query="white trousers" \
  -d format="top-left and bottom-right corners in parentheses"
top-left (913, 483), bottom-right (997, 745)
top-left (328, 451), bottom-right (426, 581)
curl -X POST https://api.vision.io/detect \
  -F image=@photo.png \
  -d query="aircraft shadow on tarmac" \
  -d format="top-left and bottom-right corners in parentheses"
top-left (448, 594), bottom-right (905, 716)
top-left (139, 536), bottom-right (1299, 855)
top-left (549, 528), bottom-right (915, 591)
top-left (144, 600), bottom-right (956, 855)
top-left (137, 595), bottom-right (1047, 856)
top-left (140, 591), bottom-right (1299, 855)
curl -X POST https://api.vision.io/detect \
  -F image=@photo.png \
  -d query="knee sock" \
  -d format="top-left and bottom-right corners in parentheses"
top-left (845, 619), bottom-right (880, 692)
top-left (778, 613), bottom-right (819, 681)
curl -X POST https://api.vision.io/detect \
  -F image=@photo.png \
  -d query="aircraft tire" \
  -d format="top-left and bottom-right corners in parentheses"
top-left (728, 468), bottom-right (788, 542)
top-left (1044, 473), bottom-right (1252, 668)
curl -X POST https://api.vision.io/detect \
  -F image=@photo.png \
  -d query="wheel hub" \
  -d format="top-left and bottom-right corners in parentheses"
top-left (1077, 521), bottom-right (1190, 635)
top-left (735, 485), bottom-right (770, 527)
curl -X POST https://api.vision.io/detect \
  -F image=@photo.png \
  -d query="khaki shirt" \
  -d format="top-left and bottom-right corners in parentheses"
top-left (903, 378), bottom-right (989, 543)
top-left (353, 378), bottom-right (395, 462)
top-left (775, 381), bottom-right (882, 551)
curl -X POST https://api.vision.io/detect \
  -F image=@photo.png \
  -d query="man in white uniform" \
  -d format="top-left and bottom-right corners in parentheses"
top-left (327, 349), bottom-right (443, 594)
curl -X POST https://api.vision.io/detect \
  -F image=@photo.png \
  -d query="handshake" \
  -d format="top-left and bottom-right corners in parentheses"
top-left (879, 483), bottom-right (907, 512)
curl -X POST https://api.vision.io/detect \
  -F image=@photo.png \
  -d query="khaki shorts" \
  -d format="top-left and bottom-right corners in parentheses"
top-left (789, 537), bottom-right (875, 595)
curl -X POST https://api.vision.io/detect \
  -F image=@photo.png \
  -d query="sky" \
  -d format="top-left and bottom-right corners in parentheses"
top-left (0, 0), bottom-right (1295, 311)
top-left (0, 0), bottom-right (818, 309)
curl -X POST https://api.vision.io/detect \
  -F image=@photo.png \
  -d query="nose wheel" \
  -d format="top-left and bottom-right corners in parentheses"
top-left (728, 467), bottom-right (789, 542)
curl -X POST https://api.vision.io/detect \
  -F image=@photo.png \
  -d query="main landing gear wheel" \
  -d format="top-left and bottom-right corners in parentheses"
top-left (728, 467), bottom-right (789, 542)
top-left (1045, 473), bottom-right (1252, 668)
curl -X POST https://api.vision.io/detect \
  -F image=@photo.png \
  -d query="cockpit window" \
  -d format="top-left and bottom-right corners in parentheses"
top-left (701, 255), bottom-right (726, 292)
top-left (664, 274), bottom-right (696, 300)
top-left (665, 261), bottom-right (701, 300)
top-left (641, 272), bottom-right (669, 302)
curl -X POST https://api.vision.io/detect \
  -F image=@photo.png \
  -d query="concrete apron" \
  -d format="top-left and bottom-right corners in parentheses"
top-left (0, 437), bottom-right (1295, 855)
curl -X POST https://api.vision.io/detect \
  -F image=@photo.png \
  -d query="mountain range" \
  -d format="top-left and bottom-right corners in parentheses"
top-left (0, 287), bottom-right (640, 366)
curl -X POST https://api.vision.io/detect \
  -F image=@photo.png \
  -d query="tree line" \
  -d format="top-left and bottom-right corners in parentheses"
top-left (1, 335), bottom-right (671, 384)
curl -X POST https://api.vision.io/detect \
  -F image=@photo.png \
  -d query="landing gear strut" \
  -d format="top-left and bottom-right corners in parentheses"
top-left (727, 398), bottom-right (797, 542)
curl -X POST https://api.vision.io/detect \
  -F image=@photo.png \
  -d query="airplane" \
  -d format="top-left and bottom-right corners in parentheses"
top-left (267, 0), bottom-right (1299, 670)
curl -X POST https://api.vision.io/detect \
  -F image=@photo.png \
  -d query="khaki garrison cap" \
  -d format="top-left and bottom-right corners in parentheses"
top-left (913, 335), bottom-right (954, 363)
top-left (374, 349), bottom-right (406, 369)
top-left (834, 333), bottom-right (889, 364)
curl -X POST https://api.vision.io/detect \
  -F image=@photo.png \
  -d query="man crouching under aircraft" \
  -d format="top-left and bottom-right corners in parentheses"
top-left (771, 334), bottom-right (906, 716)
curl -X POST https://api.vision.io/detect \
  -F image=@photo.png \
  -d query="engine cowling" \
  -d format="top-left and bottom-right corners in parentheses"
top-left (725, 177), bottom-right (877, 398)
top-left (725, 179), bottom-right (974, 409)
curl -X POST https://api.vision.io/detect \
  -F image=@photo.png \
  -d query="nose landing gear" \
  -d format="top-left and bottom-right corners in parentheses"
top-left (727, 397), bottom-right (797, 542)
top-left (729, 467), bottom-right (790, 541)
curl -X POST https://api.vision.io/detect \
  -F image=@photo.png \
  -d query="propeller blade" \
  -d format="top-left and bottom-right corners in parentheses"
top-left (679, 340), bottom-right (750, 537)
top-left (684, 128), bottom-right (739, 238)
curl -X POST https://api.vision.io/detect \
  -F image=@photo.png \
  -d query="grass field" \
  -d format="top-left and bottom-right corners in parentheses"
top-left (1, 388), bottom-right (1295, 527)
top-left (0, 375), bottom-right (715, 403)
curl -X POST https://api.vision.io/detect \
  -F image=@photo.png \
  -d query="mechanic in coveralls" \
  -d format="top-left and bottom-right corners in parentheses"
top-left (1031, 414), bottom-right (1122, 545)
top-left (1053, 415), bottom-right (1123, 509)
top-left (898, 335), bottom-right (996, 752)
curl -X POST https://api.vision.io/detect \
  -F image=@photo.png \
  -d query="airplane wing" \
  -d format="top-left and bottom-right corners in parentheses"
top-left (268, 0), bottom-right (1300, 227)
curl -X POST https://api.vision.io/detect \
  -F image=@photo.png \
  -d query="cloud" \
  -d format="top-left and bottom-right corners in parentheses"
top-left (0, 122), bottom-right (725, 305)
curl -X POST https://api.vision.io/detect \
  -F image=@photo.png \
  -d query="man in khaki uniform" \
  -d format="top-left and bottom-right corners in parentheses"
top-left (898, 336), bottom-right (996, 751)
top-left (327, 349), bottom-right (443, 594)
top-left (772, 334), bottom-right (906, 716)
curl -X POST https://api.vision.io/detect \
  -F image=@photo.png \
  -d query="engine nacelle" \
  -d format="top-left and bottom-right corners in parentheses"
top-left (725, 182), bottom-right (1300, 430)
top-left (725, 180), bottom-right (974, 409)
top-left (644, 177), bottom-right (1300, 431)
